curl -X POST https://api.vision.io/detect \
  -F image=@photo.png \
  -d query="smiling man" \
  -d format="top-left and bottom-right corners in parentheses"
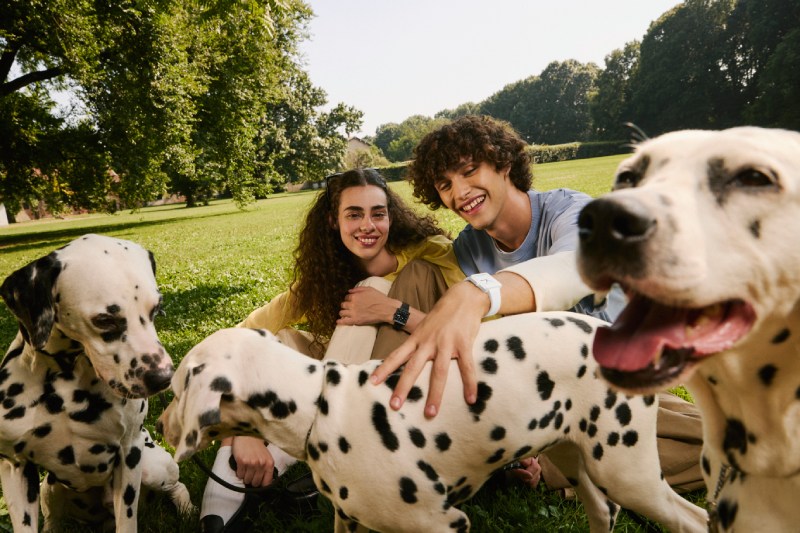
top-left (372, 115), bottom-right (704, 494)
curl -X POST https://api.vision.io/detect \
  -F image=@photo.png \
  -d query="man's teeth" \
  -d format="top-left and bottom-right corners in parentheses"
top-left (461, 196), bottom-right (484, 212)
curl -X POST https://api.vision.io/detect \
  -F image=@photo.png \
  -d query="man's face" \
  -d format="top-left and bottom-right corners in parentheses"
top-left (434, 159), bottom-right (512, 231)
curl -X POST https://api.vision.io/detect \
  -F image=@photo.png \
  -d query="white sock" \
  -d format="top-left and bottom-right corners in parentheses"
top-left (200, 446), bottom-right (245, 522)
top-left (267, 443), bottom-right (297, 476)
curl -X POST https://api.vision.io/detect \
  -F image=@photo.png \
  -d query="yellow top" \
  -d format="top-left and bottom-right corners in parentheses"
top-left (239, 234), bottom-right (464, 332)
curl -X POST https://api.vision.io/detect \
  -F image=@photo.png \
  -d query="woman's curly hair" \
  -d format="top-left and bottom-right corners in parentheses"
top-left (409, 115), bottom-right (532, 210)
top-left (291, 168), bottom-right (446, 353)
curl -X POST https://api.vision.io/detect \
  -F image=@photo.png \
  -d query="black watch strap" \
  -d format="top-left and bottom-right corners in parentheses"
top-left (392, 302), bottom-right (410, 330)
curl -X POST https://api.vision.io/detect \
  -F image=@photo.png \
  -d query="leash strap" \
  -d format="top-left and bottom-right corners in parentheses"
top-left (707, 464), bottom-right (731, 533)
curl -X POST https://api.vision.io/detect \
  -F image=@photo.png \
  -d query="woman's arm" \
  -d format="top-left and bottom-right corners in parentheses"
top-left (336, 286), bottom-right (427, 333)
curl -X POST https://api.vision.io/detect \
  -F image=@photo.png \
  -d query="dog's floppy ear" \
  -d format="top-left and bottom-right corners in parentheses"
top-left (0, 253), bottom-right (62, 349)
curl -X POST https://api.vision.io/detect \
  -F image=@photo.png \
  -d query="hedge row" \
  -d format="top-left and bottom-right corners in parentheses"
top-left (527, 140), bottom-right (629, 164)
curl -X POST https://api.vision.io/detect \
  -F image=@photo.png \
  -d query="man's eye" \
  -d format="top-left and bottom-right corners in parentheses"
top-left (435, 181), bottom-right (450, 191)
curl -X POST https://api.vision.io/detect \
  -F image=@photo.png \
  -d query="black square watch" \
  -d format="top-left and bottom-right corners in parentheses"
top-left (392, 302), bottom-right (410, 330)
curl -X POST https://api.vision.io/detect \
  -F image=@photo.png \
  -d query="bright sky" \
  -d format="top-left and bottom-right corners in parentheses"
top-left (299, 0), bottom-right (681, 137)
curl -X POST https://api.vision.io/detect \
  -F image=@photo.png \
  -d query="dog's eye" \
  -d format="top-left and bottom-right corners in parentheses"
top-left (149, 304), bottom-right (165, 321)
top-left (613, 170), bottom-right (641, 190)
top-left (729, 168), bottom-right (778, 189)
top-left (92, 314), bottom-right (123, 330)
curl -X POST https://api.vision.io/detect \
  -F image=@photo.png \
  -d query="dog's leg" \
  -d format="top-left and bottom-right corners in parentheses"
top-left (542, 443), bottom-right (615, 532)
top-left (0, 460), bottom-right (40, 532)
top-left (111, 436), bottom-right (146, 532)
top-left (140, 429), bottom-right (195, 514)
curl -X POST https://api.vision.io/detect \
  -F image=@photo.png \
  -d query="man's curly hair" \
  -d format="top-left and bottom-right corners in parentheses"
top-left (291, 168), bottom-right (446, 354)
top-left (409, 115), bottom-right (532, 210)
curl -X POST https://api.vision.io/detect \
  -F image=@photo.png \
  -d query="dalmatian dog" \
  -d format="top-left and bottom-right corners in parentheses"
top-left (159, 317), bottom-right (706, 533)
top-left (0, 234), bottom-right (193, 532)
top-left (577, 126), bottom-right (800, 532)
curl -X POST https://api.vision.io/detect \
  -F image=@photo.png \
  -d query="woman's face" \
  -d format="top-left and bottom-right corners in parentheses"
top-left (336, 184), bottom-right (393, 268)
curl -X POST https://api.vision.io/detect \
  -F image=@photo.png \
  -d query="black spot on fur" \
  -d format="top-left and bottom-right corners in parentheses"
top-left (622, 430), bottom-right (639, 446)
top-left (317, 395), bottom-right (329, 415)
top-left (717, 499), bottom-right (738, 529)
top-left (642, 394), bottom-right (655, 406)
top-left (409, 428), bottom-right (426, 448)
top-left (593, 443), bottom-right (604, 460)
top-left (371, 402), bottom-right (399, 452)
top-left (338, 436), bottom-right (351, 453)
top-left (604, 390), bottom-right (617, 409)
top-left (58, 446), bottom-right (75, 465)
top-left (435, 433), bottom-right (452, 451)
top-left (406, 386), bottom-right (423, 402)
top-left (580, 344), bottom-right (589, 358)
top-left (506, 336), bottom-right (525, 360)
top-left (607, 432), bottom-right (619, 446)
top-left (210, 377), bottom-right (232, 393)
top-left (339, 486), bottom-right (348, 500)
top-left (307, 443), bottom-right (319, 461)
top-left (723, 418), bottom-right (748, 456)
top-left (701, 455), bottom-right (711, 476)
top-left (417, 460), bottom-right (439, 481)
top-left (758, 364), bottom-right (778, 386)
top-left (125, 447), bottom-right (141, 469)
top-left (468, 382), bottom-right (493, 417)
top-left (589, 405), bottom-right (601, 421)
top-left (23, 462), bottom-right (39, 503)
top-left (615, 403), bottom-right (632, 426)
top-left (480, 357), bottom-right (498, 374)
top-left (124, 484), bottom-right (136, 506)
top-left (70, 390), bottom-right (113, 424)
top-left (566, 316), bottom-right (593, 333)
top-left (484, 339), bottom-right (499, 353)
top-left (399, 477), bottom-right (418, 503)
top-left (184, 430), bottom-right (197, 448)
top-left (326, 368), bottom-right (341, 385)
top-left (545, 317), bottom-right (565, 327)
top-left (4, 406), bottom-right (25, 419)
top-left (199, 409), bottom-right (221, 428)
top-left (490, 426), bottom-right (506, 441)
top-left (33, 424), bottom-right (52, 438)
top-left (749, 219), bottom-right (761, 238)
top-left (565, 399), bottom-right (572, 410)
top-left (487, 449), bottom-right (505, 464)
top-left (772, 328), bottom-right (791, 344)
top-left (358, 370), bottom-right (368, 385)
top-left (536, 371), bottom-right (555, 400)
top-left (577, 365), bottom-right (587, 378)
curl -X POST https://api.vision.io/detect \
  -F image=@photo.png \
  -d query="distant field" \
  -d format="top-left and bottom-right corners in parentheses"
top-left (0, 153), bottom-right (697, 532)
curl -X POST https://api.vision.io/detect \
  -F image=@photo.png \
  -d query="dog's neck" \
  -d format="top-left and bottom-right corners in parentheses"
top-left (15, 328), bottom-right (85, 372)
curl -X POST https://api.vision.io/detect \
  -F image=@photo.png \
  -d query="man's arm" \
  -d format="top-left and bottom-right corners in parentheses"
top-left (370, 270), bottom-right (535, 417)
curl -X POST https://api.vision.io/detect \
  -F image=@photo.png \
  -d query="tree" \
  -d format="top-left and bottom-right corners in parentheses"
top-left (372, 115), bottom-right (449, 163)
top-left (626, 0), bottom-right (737, 135)
top-left (1, 0), bottom-right (359, 213)
top-left (590, 41), bottom-right (640, 140)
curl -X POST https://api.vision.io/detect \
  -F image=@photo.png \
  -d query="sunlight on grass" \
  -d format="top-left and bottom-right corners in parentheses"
top-left (0, 155), bottom-right (703, 532)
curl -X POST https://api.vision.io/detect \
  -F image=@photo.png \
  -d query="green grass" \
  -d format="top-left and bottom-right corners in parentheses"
top-left (0, 154), bottom-right (704, 531)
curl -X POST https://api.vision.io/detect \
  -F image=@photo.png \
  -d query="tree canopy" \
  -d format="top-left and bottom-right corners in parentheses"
top-left (0, 0), bottom-right (361, 216)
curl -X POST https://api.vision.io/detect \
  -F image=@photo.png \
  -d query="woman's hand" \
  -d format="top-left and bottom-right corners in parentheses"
top-left (231, 436), bottom-right (275, 487)
top-left (337, 286), bottom-right (398, 326)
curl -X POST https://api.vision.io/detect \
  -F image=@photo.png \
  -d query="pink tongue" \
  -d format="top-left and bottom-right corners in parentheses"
top-left (592, 295), bottom-right (756, 372)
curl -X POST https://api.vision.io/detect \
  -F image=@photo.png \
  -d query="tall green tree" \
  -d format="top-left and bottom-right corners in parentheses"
top-left (590, 41), bottom-right (640, 140)
top-left (627, 0), bottom-right (737, 135)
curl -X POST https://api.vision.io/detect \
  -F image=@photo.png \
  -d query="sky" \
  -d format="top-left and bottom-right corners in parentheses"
top-left (298, 0), bottom-right (681, 137)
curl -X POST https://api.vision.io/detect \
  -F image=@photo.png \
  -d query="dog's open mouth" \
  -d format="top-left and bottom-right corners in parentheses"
top-left (593, 293), bottom-right (756, 391)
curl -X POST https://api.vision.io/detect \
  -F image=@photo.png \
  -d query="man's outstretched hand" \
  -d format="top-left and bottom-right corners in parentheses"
top-left (370, 281), bottom-right (486, 417)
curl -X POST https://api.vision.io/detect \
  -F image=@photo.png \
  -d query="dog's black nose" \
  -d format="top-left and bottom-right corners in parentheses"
top-left (143, 368), bottom-right (174, 394)
top-left (578, 197), bottom-right (656, 248)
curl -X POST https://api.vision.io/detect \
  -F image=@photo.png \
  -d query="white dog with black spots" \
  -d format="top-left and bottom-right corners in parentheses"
top-left (160, 315), bottom-right (706, 532)
top-left (0, 234), bottom-right (193, 532)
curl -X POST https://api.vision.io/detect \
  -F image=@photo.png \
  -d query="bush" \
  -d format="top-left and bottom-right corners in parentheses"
top-left (528, 140), bottom-right (628, 164)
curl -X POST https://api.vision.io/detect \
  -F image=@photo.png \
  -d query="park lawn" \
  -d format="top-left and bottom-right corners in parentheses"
top-left (0, 154), bottom-right (702, 532)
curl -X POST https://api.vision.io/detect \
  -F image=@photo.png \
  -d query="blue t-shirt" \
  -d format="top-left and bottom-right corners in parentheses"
top-left (454, 189), bottom-right (622, 321)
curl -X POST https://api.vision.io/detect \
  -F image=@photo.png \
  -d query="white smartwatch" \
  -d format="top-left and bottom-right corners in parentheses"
top-left (466, 273), bottom-right (502, 317)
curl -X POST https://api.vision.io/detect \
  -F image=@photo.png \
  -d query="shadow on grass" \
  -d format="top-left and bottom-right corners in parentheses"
top-left (0, 209), bottom-right (245, 253)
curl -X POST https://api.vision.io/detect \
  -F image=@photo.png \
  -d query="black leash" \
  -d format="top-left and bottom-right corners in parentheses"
top-left (157, 392), bottom-right (272, 494)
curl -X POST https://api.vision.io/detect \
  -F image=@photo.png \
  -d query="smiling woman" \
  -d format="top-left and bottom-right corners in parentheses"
top-left (198, 167), bottom-right (466, 532)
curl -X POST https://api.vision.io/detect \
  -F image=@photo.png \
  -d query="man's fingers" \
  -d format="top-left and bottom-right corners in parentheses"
top-left (456, 343), bottom-right (478, 404)
top-left (424, 352), bottom-right (452, 418)
top-left (371, 342), bottom-right (414, 384)
top-left (388, 351), bottom-right (429, 410)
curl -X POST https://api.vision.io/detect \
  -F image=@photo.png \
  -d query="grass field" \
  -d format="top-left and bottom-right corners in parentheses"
top-left (0, 153), bottom-right (705, 531)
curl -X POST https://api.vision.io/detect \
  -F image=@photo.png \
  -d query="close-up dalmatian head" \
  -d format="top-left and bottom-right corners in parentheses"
top-left (0, 233), bottom-right (174, 398)
top-left (576, 127), bottom-right (800, 391)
